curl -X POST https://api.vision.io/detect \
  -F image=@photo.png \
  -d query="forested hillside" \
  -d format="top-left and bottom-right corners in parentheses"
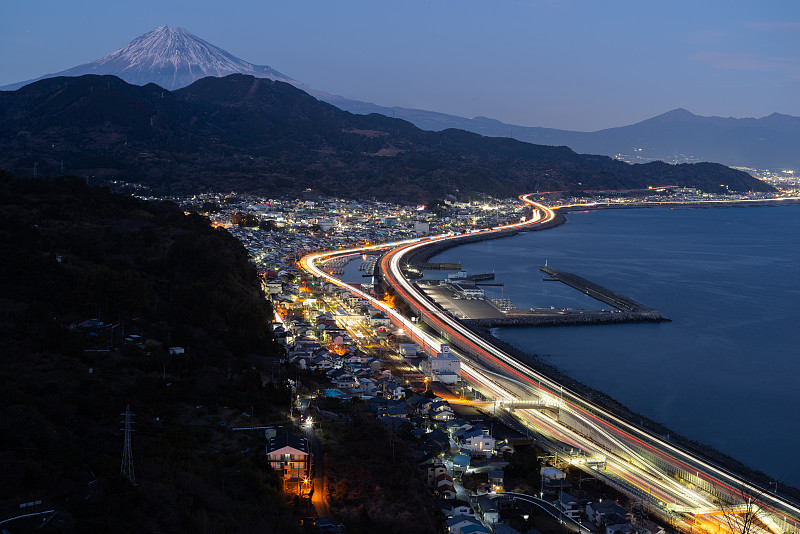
top-left (0, 75), bottom-right (773, 202)
top-left (0, 173), bottom-right (297, 533)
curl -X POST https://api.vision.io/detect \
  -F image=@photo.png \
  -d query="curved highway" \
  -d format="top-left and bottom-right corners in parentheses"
top-left (300, 194), bottom-right (800, 534)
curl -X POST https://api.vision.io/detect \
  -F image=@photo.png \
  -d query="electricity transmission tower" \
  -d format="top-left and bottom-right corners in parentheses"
top-left (120, 405), bottom-right (136, 485)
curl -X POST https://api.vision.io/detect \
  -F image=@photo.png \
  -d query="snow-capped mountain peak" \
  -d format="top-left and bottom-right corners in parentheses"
top-left (89, 25), bottom-right (295, 89)
top-left (0, 25), bottom-right (303, 92)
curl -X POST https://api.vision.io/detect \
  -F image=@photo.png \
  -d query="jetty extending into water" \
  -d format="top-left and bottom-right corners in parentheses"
top-left (539, 265), bottom-right (658, 314)
top-left (461, 265), bottom-right (666, 327)
top-left (419, 261), bottom-right (462, 270)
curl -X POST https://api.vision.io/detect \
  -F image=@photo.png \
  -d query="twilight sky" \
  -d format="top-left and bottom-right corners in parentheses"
top-left (2, 0), bottom-right (798, 131)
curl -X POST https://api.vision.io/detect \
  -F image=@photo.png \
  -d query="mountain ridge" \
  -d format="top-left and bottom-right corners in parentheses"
top-left (330, 99), bottom-right (800, 170)
top-left (2, 26), bottom-right (797, 170)
top-left (0, 73), bottom-right (773, 202)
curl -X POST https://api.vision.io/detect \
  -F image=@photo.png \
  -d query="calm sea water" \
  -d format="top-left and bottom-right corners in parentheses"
top-left (430, 205), bottom-right (800, 487)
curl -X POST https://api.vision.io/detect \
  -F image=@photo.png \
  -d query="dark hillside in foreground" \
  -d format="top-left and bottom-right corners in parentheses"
top-left (0, 173), bottom-right (299, 533)
top-left (0, 75), bottom-right (773, 201)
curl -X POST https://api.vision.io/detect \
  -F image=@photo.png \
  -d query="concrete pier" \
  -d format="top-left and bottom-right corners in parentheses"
top-left (539, 265), bottom-right (660, 316)
top-left (419, 261), bottom-right (462, 270)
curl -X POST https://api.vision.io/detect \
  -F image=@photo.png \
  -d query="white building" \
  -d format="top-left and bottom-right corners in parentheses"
top-left (450, 280), bottom-right (483, 299)
top-left (414, 221), bottom-right (430, 235)
top-left (420, 347), bottom-right (461, 384)
top-left (457, 427), bottom-right (495, 458)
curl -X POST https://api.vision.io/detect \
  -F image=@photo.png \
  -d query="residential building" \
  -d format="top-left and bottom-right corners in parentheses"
top-left (421, 350), bottom-right (461, 384)
top-left (446, 514), bottom-right (483, 534)
top-left (586, 500), bottom-right (631, 527)
top-left (266, 433), bottom-right (310, 494)
top-left (554, 491), bottom-right (582, 521)
top-left (488, 470), bottom-right (504, 492)
top-left (456, 427), bottom-right (495, 458)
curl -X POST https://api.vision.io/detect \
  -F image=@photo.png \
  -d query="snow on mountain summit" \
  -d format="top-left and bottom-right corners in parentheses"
top-left (1, 25), bottom-right (302, 91)
top-left (86, 25), bottom-right (296, 89)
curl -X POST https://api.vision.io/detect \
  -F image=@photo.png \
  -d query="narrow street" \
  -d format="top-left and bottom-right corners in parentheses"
top-left (304, 420), bottom-right (332, 519)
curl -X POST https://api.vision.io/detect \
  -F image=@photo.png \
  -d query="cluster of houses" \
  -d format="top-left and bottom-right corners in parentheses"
top-left (272, 312), bottom-right (671, 534)
top-left (425, 452), bottom-right (524, 534)
top-left (270, 283), bottom-right (386, 349)
top-left (434, 464), bottom-right (668, 534)
top-left (281, 313), bottom-right (411, 399)
top-left (543, 466), bottom-right (666, 534)
top-left (555, 492), bottom-right (666, 534)
top-left (272, 280), bottom-right (464, 400)
top-left (266, 265), bottom-right (662, 534)
top-left (187, 193), bottom-right (527, 284)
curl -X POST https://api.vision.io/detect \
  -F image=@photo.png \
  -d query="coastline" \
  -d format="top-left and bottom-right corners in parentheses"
top-left (465, 320), bottom-right (800, 498)
top-left (406, 197), bottom-right (800, 268)
top-left (400, 199), bottom-right (800, 499)
top-left (557, 197), bottom-right (800, 213)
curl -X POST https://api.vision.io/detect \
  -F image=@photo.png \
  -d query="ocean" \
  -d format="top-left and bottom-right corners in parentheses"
top-left (428, 204), bottom-right (800, 487)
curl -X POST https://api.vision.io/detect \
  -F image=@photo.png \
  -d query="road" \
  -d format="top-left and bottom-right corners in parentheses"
top-left (304, 422), bottom-right (332, 519)
top-left (300, 194), bottom-right (800, 534)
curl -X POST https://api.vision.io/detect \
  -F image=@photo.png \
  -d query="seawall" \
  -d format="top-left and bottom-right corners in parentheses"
top-left (463, 321), bottom-right (800, 500)
top-left (404, 212), bottom-right (566, 268)
top-left (463, 310), bottom-right (667, 328)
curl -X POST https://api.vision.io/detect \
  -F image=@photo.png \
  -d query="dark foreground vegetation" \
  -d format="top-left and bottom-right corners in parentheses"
top-left (0, 173), bottom-right (298, 533)
top-left (314, 396), bottom-right (440, 534)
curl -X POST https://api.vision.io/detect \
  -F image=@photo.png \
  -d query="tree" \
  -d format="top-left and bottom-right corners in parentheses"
top-left (717, 484), bottom-right (774, 534)
top-left (231, 211), bottom-right (258, 227)
top-left (259, 220), bottom-right (277, 232)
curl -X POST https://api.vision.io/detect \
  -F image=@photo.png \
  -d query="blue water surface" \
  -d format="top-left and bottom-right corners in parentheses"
top-left (430, 205), bottom-right (800, 486)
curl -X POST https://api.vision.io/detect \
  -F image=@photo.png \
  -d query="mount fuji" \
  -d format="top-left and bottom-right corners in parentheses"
top-left (2, 26), bottom-right (798, 170)
top-left (1, 26), bottom-right (323, 96)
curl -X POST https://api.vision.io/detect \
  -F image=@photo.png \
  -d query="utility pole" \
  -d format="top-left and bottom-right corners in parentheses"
top-left (121, 405), bottom-right (136, 485)
top-left (388, 421), bottom-right (396, 464)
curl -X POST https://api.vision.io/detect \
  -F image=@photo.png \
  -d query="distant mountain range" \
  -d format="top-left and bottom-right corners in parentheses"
top-left (2, 26), bottom-right (798, 172)
top-left (331, 103), bottom-right (800, 171)
top-left (0, 74), bottom-right (772, 201)
top-left (2, 25), bottom-right (797, 172)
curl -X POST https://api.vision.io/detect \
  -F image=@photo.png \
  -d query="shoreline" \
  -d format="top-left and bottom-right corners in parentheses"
top-left (557, 197), bottom-right (800, 213)
top-left (401, 199), bottom-right (800, 499)
top-left (407, 198), bottom-right (800, 268)
top-left (464, 320), bottom-right (800, 498)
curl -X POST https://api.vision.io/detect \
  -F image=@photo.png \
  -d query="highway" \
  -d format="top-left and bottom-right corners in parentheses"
top-left (300, 194), bottom-right (800, 534)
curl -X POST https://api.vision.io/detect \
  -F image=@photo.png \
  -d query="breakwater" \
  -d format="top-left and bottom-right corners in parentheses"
top-left (540, 265), bottom-right (662, 317)
top-left (388, 204), bottom-right (800, 498)
top-left (463, 310), bottom-right (667, 328)
top-left (418, 261), bottom-right (461, 270)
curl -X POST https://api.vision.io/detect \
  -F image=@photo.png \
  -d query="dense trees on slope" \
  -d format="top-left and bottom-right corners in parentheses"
top-left (0, 75), bottom-right (773, 202)
top-left (0, 173), bottom-right (297, 533)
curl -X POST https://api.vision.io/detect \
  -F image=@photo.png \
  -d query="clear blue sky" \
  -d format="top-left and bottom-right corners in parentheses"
top-left (2, 0), bottom-right (798, 131)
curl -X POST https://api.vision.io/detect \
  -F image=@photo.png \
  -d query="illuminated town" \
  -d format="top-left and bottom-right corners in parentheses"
top-left (139, 185), bottom-right (799, 534)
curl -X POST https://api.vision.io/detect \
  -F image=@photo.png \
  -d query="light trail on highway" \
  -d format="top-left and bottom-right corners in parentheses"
top-left (299, 193), bottom-right (800, 534)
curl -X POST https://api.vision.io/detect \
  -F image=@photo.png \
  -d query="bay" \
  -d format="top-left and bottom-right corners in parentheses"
top-left (429, 205), bottom-right (800, 487)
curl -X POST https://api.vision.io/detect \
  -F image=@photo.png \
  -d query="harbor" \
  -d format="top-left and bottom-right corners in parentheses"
top-left (410, 264), bottom-right (666, 326)
top-left (539, 265), bottom-right (660, 315)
